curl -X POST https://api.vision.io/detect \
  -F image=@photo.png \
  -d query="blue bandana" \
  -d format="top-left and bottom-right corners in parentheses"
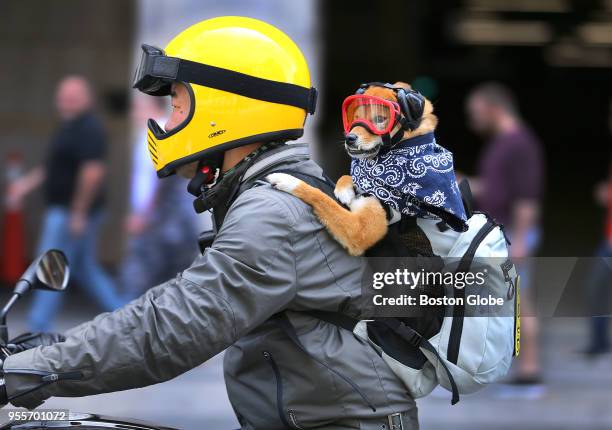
top-left (350, 132), bottom-right (468, 231)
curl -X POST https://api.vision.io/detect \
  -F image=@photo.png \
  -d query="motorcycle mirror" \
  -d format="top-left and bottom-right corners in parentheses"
top-left (34, 249), bottom-right (70, 291)
top-left (15, 249), bottom-right (70, 296)
top-left (0, 250), bottom-right (69, 344)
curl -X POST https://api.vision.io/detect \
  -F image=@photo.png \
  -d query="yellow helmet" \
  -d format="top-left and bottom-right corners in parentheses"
top-left (133, 16), bottom-right (317, 177)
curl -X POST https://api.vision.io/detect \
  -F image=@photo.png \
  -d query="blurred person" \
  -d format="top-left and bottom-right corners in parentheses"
top-left (466, 82), bottom-right (545, 389)
top-left (0, 18), bottom-right (418, 429)
top-left (119, 95), bottom-right (199, 300)
top-left (7, 75), bottom-right (124, 331)
top-left (583, 160), bottom-right (612, 356)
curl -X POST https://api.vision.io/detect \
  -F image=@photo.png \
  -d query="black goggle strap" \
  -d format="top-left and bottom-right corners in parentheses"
top-left (397, 115), bottom-right (421, 131)
top-left (139, 53), bottom-right (318, 114)
top-left (396, 116), bottom-right (408, 129)
top-left (357, 82), bottom-right (407, 94)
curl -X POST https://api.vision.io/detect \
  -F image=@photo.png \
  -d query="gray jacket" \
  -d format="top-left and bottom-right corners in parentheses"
top-left (4, 144), bottom-right (416, 429)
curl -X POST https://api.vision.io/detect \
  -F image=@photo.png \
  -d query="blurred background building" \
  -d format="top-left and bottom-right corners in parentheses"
top-left (0, 0), bottom-right (611, 429)
top-left (2, 0), bottom-right (611, 259)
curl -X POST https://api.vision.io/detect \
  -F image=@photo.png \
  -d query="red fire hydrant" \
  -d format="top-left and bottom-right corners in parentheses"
top-left (1, 152), bottom-right (27, 284)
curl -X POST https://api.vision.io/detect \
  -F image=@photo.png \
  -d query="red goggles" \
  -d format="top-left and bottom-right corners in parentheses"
top-left (342, 94), bottom-right (402, 136)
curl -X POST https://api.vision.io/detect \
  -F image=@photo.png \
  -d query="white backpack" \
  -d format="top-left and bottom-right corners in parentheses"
top-left (350, 213), bottom-right (520, 404)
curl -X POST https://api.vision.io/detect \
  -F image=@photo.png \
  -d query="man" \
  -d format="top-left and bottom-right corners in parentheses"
top-left (1, 17), bottom-right (416, 429)
top-left (584, 160), bottom-right (612, 356)
top-left (466, 82), bottom-right (545, 389)
top-left (120, 94), bottom-right (200, 300)
top-left (7, 75), bottom-right (124, 331)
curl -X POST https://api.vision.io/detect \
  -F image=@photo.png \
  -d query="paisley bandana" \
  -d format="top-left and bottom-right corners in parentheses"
top-left (350, 132), bottom-right (468, 231)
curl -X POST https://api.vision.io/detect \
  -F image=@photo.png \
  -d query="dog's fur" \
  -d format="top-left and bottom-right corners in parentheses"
top-left (266, 82), bottom-right (438, 256)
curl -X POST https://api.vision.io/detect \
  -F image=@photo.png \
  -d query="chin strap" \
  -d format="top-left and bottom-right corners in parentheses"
top-left (382, 125), bottom-right (407, 148)
top-left (188, 163), bottom-right (219, 213)
top-left (187, 150), bottom-right (227, 214)
top-left (188, 141), bottom-right (287, 215)
top-left (187, 166), bottom-right (214, 198)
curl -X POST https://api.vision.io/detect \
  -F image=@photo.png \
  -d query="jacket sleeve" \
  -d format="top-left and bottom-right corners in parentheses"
top-left (3, 187), bottom-right (298, 409)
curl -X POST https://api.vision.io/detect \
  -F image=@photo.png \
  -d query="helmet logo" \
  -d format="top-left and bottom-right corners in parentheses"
top-left (209, 129), bottom-right (226, 139)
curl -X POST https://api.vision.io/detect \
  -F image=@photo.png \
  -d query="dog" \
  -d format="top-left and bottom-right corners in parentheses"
top-left (266, 82), bottom-right (447, 256)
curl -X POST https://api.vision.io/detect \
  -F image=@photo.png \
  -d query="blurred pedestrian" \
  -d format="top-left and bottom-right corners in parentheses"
top-left (466, 82), bottom-right (545, 390)
top-left (583, 160), bottom-right (612, 356)
top-left (7, 75), bottom-right (124, 331)
top-left (119, 95), bottom-right (200, 300)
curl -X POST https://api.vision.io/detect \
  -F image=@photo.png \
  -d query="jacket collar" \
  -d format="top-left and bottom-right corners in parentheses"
top-left (241, 143), bottom-right (310, 185)
top-left (210, 143), bottom-right (311, 229)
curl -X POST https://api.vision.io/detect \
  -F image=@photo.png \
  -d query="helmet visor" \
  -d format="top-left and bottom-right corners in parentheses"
top-left (133, 44), bottom-right (180, 96)
top-left (342, 94), bottom-right (400, 135)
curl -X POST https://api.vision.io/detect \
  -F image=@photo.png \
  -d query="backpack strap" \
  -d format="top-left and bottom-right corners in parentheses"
top-left (446, 218), bottom-right (498, 365)
top-left (376, 318), bottom-right (460, 405)
top-left (404, 194), bottom-right (468, 232)
top-left (266, 169), bottom-right (338, 201)
top-left (458, 179), bottom-right (474, 219)
top-left (308, 310), bottom-right (359, 331)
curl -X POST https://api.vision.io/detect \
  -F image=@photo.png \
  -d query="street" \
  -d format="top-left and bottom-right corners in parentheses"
top-left (2, 294), bottom-right (611, 429)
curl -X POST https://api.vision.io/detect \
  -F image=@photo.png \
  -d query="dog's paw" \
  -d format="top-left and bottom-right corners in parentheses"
top-left (334, 175), bottom-right (355, 205)
top-left (335, 186), bottom-right (355, 206)
top-left (265, 173), bottom-right (302, 194)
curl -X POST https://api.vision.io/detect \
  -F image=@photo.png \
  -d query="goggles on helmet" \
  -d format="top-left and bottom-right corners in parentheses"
top-left (133, 44), bottom-right (318, 112)
top-left (133, 44), bottom-right (174, 96)
top-left (341, 94), bottom-right (402, 136)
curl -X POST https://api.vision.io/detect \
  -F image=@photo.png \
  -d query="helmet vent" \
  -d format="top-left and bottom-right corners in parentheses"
top-left (147, 132), bottom-right (159, 164)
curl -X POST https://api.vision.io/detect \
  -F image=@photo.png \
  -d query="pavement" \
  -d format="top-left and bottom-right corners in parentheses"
top-left (0, 291), bottom-right (610, 430)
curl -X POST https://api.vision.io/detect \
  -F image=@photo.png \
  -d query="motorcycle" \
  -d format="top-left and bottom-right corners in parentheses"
top-left (0, 250), bottom-right (179, 430)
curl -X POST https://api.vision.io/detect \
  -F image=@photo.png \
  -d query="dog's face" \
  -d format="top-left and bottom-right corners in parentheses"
top-left (344, 85), bottom-right (399, 159)
top-left (344, 82), bottom-right (436, 160)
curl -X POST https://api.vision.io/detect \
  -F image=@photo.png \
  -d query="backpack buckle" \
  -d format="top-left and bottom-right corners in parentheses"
top-left (396, 322), bottom-right (422, 347)
top-left (408, 330), bottom-right (422, 347)
top-left (388, 412), bottom-right (404, 430)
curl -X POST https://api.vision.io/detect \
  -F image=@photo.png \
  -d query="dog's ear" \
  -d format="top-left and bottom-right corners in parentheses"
top-left (393, 81), bottom-right (412, 90)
